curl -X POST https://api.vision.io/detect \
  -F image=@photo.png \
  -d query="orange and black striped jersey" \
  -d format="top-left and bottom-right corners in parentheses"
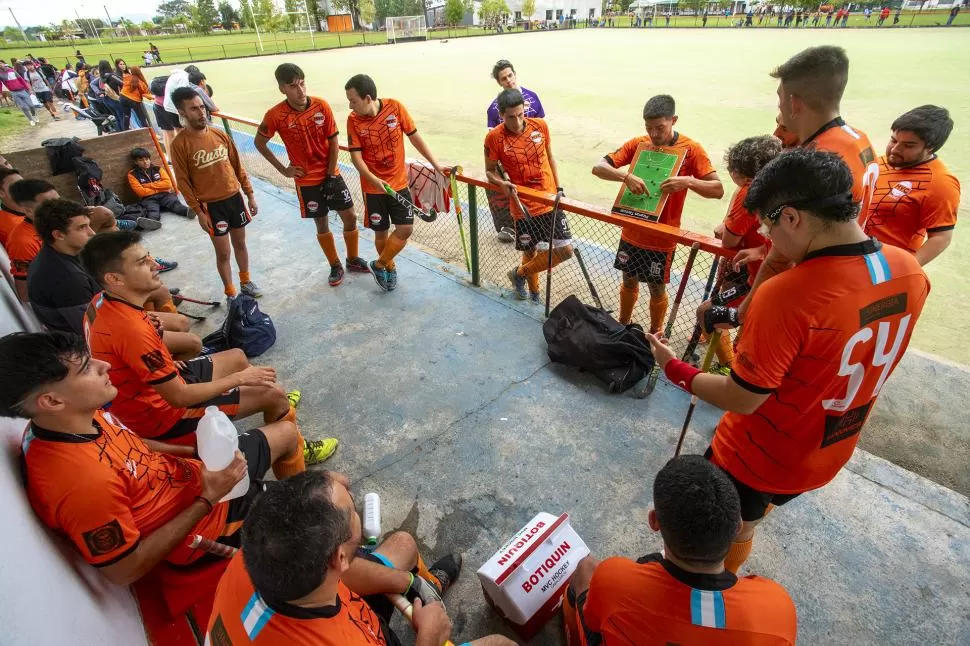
top-left (22, 409), bottom-right (228, 568)
top-left (347, 98), bottom-right (416, 195)
top-left (207, 553), bottom-right (393, 645)
top-left (803, 118), bottom-right (878, 215)
top-left (722, 183), bottom-right (766, 285)
top-left (605, 133), bottom-right (716, 252)
top-left (7, 216), bottom-right (41, 279)
top-left (863, 155), bottom-right (960, 254)
top-left (0, 205), bottom-right (25, 247)
top-left (712, 239), bottom-right (928, 494)
top-left (484, 117), bottom-right (557, 219)
top-left (583, 553), bottom-right (797, 645)
top-left (259, 97), bottom-right (341, 186)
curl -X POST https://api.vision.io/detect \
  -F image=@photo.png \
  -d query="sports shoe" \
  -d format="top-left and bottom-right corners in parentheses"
top-left (386, 267), bottom-right (398, 291)
top-left (346, 257), bottom-right (370, 273)
top-left (154, 257), bottom-right (178, 273)
top-left (29, 120), bottom-right (37, 126)
top-left (507, 267), bottom-right (527, 300)
top-left (116, 218), bottom-right (137, 231)
top-left (241, 281), bottom-right (262, 298)
top-left (369, 260), bottom-right (390, 291)
top-left (303, 437), bottom-right (338, 465)
top-left (328, 263), bottom-right (345, 287)
top-left (497, 227), bottom-right (515, 243)
top-left (428, 553), bottom-right (463, 595)
top-left (529, 291), bottom-right (542, 305)
top-left (710, 364), bottom-right (732, 376)
top-left (286, 389), bottom-right (302, 408)
top-left (136, 217), bottom-right (162, 231)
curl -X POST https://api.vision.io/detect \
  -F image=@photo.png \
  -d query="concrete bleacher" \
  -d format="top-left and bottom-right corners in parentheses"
top-left (0, 135), bottom-right (968, 643)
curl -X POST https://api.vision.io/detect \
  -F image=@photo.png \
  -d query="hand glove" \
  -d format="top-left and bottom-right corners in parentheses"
top-left (711, 282), bottom-right (750, 307)
top-left (703, 305), bottom-right (740, 334)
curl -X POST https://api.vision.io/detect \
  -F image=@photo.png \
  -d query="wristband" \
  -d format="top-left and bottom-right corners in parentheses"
top-left (195, 496), bottom-right (213, 512)
top-left (664, 359), bottom-right (702, 394)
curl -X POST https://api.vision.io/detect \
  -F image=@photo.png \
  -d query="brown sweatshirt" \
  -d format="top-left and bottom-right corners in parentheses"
top-left (170, 126), bottom-right (253, 213)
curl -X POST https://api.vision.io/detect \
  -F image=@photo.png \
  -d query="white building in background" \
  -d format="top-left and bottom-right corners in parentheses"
top-left (428, 0), bottom-right (601, 27)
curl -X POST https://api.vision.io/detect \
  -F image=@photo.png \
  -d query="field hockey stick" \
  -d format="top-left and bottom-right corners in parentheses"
top-left (573, 247), bottom-right (604, 310)
top-left (495, 162), bottom-right (532, 220)
top-left (387, 595), bottom-right (456, 646)
top-left (383, 184), bottom-right (437, 222)
top-left (544, 190), bottom-right (565, 317)
top-left (449, 166), bottom-right (471, 272)
top-left (674, 330), bottom-right (721, 457)
top-left (638, 242), bottom-right (701, 398)
top-left (172, 294), bottom-right (221, 307)
top-left (680, 256), bottom-right (724, 364)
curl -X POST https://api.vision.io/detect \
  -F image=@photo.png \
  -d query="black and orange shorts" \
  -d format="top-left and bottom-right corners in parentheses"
top-left (296, 176), bottom-right (354, 218)
top-left (614, 240), bottom-right (673, 285)
top-left (154, 356), bottom-right (242, 443)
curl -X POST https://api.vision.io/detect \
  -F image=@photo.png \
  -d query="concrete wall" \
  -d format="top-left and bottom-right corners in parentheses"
top-left (0, 270), bottom-right (148, 646)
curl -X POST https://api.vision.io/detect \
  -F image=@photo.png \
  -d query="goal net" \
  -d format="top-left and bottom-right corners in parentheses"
top-left (386, 15), bottom-right (428, 43)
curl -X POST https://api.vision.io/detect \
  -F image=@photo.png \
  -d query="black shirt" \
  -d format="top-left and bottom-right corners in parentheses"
top-left (27, 244), bottom-right (101, 334)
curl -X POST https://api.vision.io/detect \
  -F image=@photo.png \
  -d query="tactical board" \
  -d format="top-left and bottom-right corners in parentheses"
top-left (611, 144), bottom-right (686, 221)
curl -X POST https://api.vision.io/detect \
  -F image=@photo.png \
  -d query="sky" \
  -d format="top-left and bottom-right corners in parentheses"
top-left (0, 0), bottom-right (164, 29)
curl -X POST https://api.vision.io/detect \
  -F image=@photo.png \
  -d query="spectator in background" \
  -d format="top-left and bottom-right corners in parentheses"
top-left (97, 59), bottom-right (127, 131)
top-left (120, 66), bottom-right (153, 129)
top-left (114, 58), bottom-right (129, 79)
top-left (75, 50), bottom-right (86, 66)
top-left (841, 8), bottom-right (850, 26)
top-left (893, 8), bottom-right (901, 24)
top-left (75, 63), bottom-right (90, 108)
top-left (159, 65), bottom-right (205, 148)
top-left (37, 57), bottom-right (58, 89)
top-left (0, 58), bottom-right (38, 125)
top-left (59, 63), bottom-right (78, 103)
top-left (188, 69), bottom-right (219, 118)
top-left (128, 147), bottom-right (192, 220)
top-left (150, 43), bottom-right (162, 63)
top-left (24, 61), bottom-right (60, 122)
top-left (143, 51), bottom-right (153, 66)
top-left (947, 4), bottom-right (960, 25)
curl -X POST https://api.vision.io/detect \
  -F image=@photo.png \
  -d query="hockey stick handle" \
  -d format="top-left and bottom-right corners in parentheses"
top-left (680, 256), bottom-right (725, 362)
top-left (175, 295), bottom-right (221, 306)
top-left (674, 329), bottom-right (721, 457)
top-left (544, 190), bottom-right (565, 317)
top-left (494, 162), bottom-right (532, 220)
top-left (386, 594), bottom-right (456, 646)
top-left (383, 184), bottom-right (436, 222)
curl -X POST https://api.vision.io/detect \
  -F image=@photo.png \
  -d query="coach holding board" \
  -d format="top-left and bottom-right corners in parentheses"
top-left (485, 60), bottom-right (546, 243)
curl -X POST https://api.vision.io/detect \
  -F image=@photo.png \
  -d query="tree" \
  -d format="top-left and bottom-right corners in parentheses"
top-left (444, 0), bottom-right (468, 25)
top-left (239, 0), bottom-right (253, 27)
top-left (254, 0), bottom-right (288, 33)
top-left (218, 0), bottom-right (241, 28)
top-left (3, 26), bottom-right (25, 42)
top-left (157, 0), bottom-right (193, 20)
top-left (140, 20), bottom-right (157, 33)
top-left (479, 0), bottom-right (509, 26)
top-left (190, 0), bottom-right (220, 32)
top-left (359, 0), bottom-right (376, 24)
top-left (521, 0), bottom-right (536, 20)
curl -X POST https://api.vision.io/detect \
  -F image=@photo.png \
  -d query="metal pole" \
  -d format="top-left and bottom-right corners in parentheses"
top-left (220, 115), bottom-right (234, 137)
top-left (304, 0), bottom-right (315, 47)
top-left (248, 3), bottom-right (265, 51)
top-left (468, 186), bottom-right (480, 286)
top-left (8, 8), bottom-right (29, 43)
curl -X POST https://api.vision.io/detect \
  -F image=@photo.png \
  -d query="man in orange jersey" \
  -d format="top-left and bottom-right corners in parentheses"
top-left (256, 64), bottom-right (369, 287)
top-left (649, 149), bottom-right (929, 575)
top-left (80, 231), bottom-right (338, 465)
top-left (485, 88), bottom-right (573, 303)
top-left (0, 330), bottom-right (306, 585)
top-left (207, 470), bottom-right (515, 646)
top-left (171, 86), bottom-right (262, 299)
top-left (740, 46), bottom-right (879, 321)
top-left (0, 167), bottom-right (25, 247)
top-left (862, 105), bottom-right (960, 267)
top-left (592, 95), bottom-right (723, 332)
top-left (345, 74), bottom-right (446, 292)
top-left (564, 456), bottom-right (796, 645)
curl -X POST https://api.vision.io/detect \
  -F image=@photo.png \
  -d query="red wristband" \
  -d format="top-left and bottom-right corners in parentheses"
top-left (664, 359), bottom-right (702, 394)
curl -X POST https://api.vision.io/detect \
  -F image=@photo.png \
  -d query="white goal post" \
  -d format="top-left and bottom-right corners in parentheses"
top-left (386, 15), bottom-right (428, 43)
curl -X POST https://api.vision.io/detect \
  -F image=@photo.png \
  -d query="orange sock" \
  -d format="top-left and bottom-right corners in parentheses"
top-left (224, 283), bottom-right (237, 297)
top-left (724, 538), bottom-right (753, 574)
top-left (648, 292), bottom-right (669, 334)
top-left (375, 236), bottom-right (386, 254)
top-left (519, 247), bottom-right (570, 276)
top-left (619, 283), bottom-right (639, 325)
top-left (317, 232), bottom-right (339, 265)
top-left (378, 236), bottom-right (407, 270)
top-left (413, 553), bottom-right (442, 590)
top-left (343, 229), bottom-right (359, 260)
top-left (715, 331), bottom-right (735, 367)
top-left (272, 429), bottom-right (306, 479)
top-left (525, 272), bottom-right (540, 294)
top-left (239, 271), bottom-right (251, 284)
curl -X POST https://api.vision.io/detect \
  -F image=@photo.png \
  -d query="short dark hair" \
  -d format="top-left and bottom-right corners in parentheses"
top-left (241, 471), bottom-right (352, 602)
top-left (0, 331), bottom-right (88, 418)
top-left (643, 95), bottom-right (675, 120)
top-left (80, 230), bottom-right (142, 287)
top-left (97, 59), bottom-right (112, 77)
top-left (275, 63), bottom-right (304, 85)
top-left (744, 148), bottom-right (858, 223)
top-left (184, 64), bottom-right (201, 75)
top-left (724, 135), bottom-right (783, 179)
top-left (9, 179), bottom-right (55, 205)
top-left (188, 70), bottom-right (206, 85)
top-left (891, 105), bottom-right (953, 153)
top-left (34, 199), bottom-right (90, 245)
top-left (344, 74), bottom-right (377, 101)
top-left (171, 86), bottom-right (200, 109)
top-left (770, 46), bottom-right (848, 112)
top-left (0, 167), bottom-right (21, 187)
top-left (653, 456), bottom-right (741, 564)
top-left (130, 147), bottom-right (151, 161)
top-left (491, 59), bottom-right (514, 80)
top-left (496, 88), bottom-right (524, 114)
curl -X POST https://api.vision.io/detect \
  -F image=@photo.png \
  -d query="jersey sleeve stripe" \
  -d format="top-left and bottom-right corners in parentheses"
top-left (146, 371), bottom-right (178, 386)
top-left (730, 370), bottom-right (774, 395)
top-left (241, 592), bottom-right (276, 640)
top-left (405, 128), bottom-right (417, 136)
top-left (89, 539), bottom-right (140, 568)
top-left (927, 224), bottom-right (956, 233)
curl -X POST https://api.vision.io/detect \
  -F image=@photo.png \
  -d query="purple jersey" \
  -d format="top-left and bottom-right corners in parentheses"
top-left (487, 86), bottom-right (545, 128)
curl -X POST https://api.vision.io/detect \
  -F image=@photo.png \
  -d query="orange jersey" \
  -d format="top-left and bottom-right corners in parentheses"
top-left (22, 409), bottom-right (228, 568)
top-left (207, 553), bottom-right (393, 645)
top-left (863, 155), bottom-right (960, 254)
top-left (722, 183), bottom-right (766, 284)
top-left (346, 98), bottom-right (416, 194)
top-left (712, 239), bottom-right (928, 494)
top-left (583, 554), bottom-right (797, 645)
top-left (605, 133), bottom-right (716, 251)
top-left (804, 118), bottom-right (878, 215)
top-left (84, 292), bottom-right (186, 438)
top-left (0, 205), bottom-right (24, 247)
top-left (7, 216), bottom-right (42, 279)
top-left (171, 126), bottom-right (253, 214)
top-left (259, 97), bottom-right (340, 186)
top-left (484, 117), bottom-right (557, 218)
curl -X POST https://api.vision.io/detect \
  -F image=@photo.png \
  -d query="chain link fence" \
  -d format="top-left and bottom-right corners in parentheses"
top-left (211, 112), bottom-right (733, 367)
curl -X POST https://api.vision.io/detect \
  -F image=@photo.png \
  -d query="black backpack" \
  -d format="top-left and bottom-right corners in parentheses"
top-left (202, 294), bottom-right (277, 358)
top-left (72, 156), bottom-right (143, 219)
top-left (543, 295), bottom-right (655, 393)
top-left (42, 137), bottom-right (85, 175)
top-left (150, 75), bottom-right (169, 97)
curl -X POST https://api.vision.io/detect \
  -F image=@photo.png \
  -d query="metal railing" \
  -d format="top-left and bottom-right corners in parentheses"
top-left (211, 111), bottom-right (734, 364)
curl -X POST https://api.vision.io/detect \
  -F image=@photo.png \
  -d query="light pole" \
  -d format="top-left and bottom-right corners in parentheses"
top-left (7, 7), bottom-right (29, 43)
top-left (75, 7), bottom-right (104, 46)
top-left (247, 2), bottom-right (265, 51)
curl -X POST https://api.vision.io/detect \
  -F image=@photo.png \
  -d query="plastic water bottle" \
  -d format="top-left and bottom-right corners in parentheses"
top-left (363, 492), bottom-right (382, 548)
top-left (196, 406), bottom-right (249, 502)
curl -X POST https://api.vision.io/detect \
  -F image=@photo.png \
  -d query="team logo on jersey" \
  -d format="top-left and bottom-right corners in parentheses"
top-left (313, 111), bottom-right (325, 126)
top-left (82, 520), bottom-right (126, 556)
top-left (530, 130), bottom-right (544, 144)
top-left (369, 212), bottom-right (383, 224)
top-left (216, 221), bottom-right (229, 234)
top-left (306, 200), bottom-right (319, 213)
top-left (617, 251), bottom-right (630, 264)
top-left (192, 145), bottom-right (229, 170)
top-left (890, 181), bottom-right (913, 199)
top-left (385, 114), bottom-right (398, 130)
top-left (141, 350), bottom-right (166, 372)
